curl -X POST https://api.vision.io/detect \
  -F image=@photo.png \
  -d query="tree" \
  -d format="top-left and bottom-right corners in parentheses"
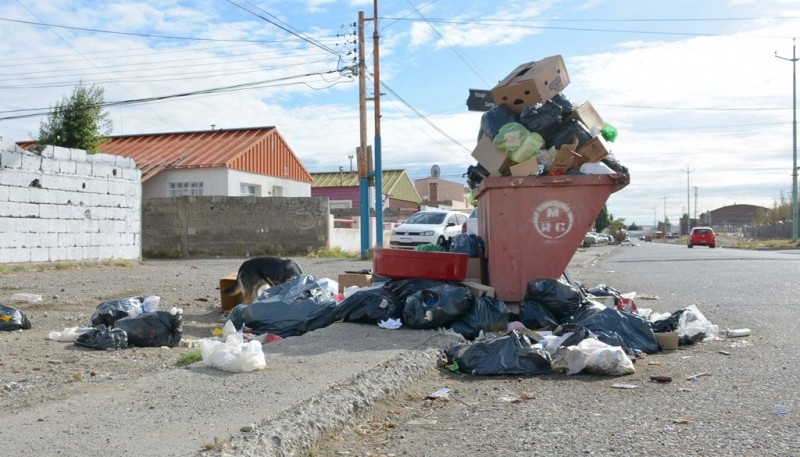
top-left (594, 204), bottom-right (610, 232)
top-left (38, 81), bottom-right (112, 153)
top-left (627, 222), bottom-right (640, 231)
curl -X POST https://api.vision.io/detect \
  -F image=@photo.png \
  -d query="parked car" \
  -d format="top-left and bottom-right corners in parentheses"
top-left (665, 232), bottom-right (679, 239)
top-left (688, 226), bottom-right (716, 248)
top-left (389, 210), bottom-right (468, 250)
top-left (462, 208), bottom-right (478, 235)
top-left (583, 232), bottom-right (601, 247)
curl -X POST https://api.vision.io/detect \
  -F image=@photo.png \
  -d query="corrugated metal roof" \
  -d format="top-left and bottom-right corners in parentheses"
top-left (311, 169), bottom-right (422, 203)
top-left (97, 127), bottom-right (313, 182)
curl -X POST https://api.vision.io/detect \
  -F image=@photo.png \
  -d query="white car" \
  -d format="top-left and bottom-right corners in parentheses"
top-left (389, 210), bottom-right (468, 250)
top-left (462, 208), bottom-right (478, 236)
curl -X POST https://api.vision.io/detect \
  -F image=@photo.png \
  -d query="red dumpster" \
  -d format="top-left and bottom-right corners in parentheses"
top-left (475, 173), bottom-right (629, 302)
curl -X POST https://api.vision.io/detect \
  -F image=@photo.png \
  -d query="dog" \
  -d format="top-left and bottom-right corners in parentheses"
top-left (222, 256), bottom-right (303, 305)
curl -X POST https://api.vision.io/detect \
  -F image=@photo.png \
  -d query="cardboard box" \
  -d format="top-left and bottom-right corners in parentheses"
top-left (491, 55), bottom-right (570, 114)
top-left (577, 136), bottom-right (611, 163)
top-left (465, 257), bottom-right (487, 284)
top-left (509, 157), bottom-right (540, 176)
top-left (219, 272), bottom-right (242, 312)
top-left (655, 331), bottom-right (679, 351)
top-left (549, 140), bottom-right (581, 175)
top-left (338, 272), bottom-right (372, 293)
top-left (471, 136), bottom-right (509, 177)
top-left (462, 280), bottom-right (495, 298)
top-left (566, 101), bottom-right (605, 133)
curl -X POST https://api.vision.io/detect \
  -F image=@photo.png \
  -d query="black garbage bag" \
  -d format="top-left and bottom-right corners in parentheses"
top-left (570, 301), bottom-right (607, 323)
top-left (587, 283), bottom-right (622, 298)
top-left (75, 325), bottom-right (128, 350)
top-left (550, 93), bottom-right (575, 118)
top-left (478, 105), bottom-right (516, 141)
top-left (524, 278), bottom-right (584, 325)
top-left (402, 284), bottom-right (474, 329)
top-left (0, 305), bottom-right (32, 331)
top-left (553, 323), bottom-right (598, 347)
top-left (547, 118), bottom-right (593, 150)
top-left (91, 297), bottom-right (144, 327)
top-left (258, 274), bottom-right (322, 301)
top-left (333, 285), bottom-right (401, 324)
top-left (575, 307), bottom-right (659, 354)
top-left (452, 295), bottom-right (508, 340)
top-left (519, 100), bottom-right (562, 140)
top-left (113, 310), bottom-right (183, 347)
top-left (650, 309), bottom-right (685, 333)
top-left (465, 163), bottom-right (490, 190)
top-left (448, 234), bottom-right (485, 258)
top-left (444, 331), bottom-right (552, 375)
top-left (518, 300), bottom-right (558, 330)
top-left (384, 278), bottom-right (449, 303)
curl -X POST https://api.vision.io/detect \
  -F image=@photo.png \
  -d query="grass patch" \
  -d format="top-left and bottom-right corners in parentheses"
top-left (307, 247), bottom-right (359, 259)
top-left (175, 349), bottom-right (203, 367)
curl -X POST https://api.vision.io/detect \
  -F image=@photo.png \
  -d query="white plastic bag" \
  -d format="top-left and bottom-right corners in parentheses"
top-left (553, 339), bottom-right (635, 376)
top-left (48, 326), bottom-right (91, 342)
top-left (678, 304), bottom-right (718, 339)
top-left (199, 333), bottom-right (266, 373)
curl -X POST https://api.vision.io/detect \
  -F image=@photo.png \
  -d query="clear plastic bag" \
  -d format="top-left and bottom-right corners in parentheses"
top-left (200, 333), bottom-right (266, 373)
top-left (553, 338), bottom-right (635, 376)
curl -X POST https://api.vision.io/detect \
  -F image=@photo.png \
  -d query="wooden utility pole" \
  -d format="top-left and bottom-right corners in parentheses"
top-left (357, 11), bottom-right (370, 257)
top-left (372, 0), bottom-right (384, 246)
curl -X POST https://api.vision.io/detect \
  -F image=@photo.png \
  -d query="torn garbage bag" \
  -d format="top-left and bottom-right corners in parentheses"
top-left (402, 283), bottom-right (474, 330)
top-left (451, 295), bottom-right (508, 340)
top-left (332, 285), bottom-right (401, 324)
top-left (75, 325), bottom-right (128, 350)
top-left (90, 297), bottom-right (144, 327)
top-left (553, 338), bottom-right (635, 376)
top-left (444, 331), bottom-right (552, 375)
top-left (0, 305), bottom-right (32, 331)
top-left (383, 278), bottom-right (450, 303)
top-left (228, 275), bottom-right (338, 337)
top-left (524, 278), bottom-right (584, 325)
top-left (113, 308), bottom-right (183, 347)
top-left (575, 307), bottom-right (659, 354)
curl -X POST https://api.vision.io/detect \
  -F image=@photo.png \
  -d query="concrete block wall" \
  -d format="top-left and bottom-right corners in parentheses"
top-left (0, 137), bottom-right (142, 263)
top-left (141, 196), bottom-right (328, 258)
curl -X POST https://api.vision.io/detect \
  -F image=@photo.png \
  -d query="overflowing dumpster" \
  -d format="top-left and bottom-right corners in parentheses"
top-left (476, 173), bottom-right (629, 302)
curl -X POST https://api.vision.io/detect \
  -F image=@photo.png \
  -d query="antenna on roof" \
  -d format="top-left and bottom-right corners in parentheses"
top-left (210, 124), bottom-right (216, 130)
top-left (430, 164), bottom-right (441, 178)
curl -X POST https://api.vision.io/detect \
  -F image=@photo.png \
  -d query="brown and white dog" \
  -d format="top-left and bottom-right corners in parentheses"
top-left (222, 256), bottom-right (303, 304)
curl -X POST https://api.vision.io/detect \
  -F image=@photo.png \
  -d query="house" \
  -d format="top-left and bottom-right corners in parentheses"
top-left (414, 175), bottom-right (472, 210)
top-left (311, 169), bottom-right (422, 211)
top-left (700, 204), bottom-right (768, 228)
top-left (20, 127), bottom-right (313, 200)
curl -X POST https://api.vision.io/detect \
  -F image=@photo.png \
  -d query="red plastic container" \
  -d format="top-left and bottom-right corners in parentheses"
top-left (372, 248), bottom-right (468, 281)
top-left (476, 173), bottom-right (629, 302)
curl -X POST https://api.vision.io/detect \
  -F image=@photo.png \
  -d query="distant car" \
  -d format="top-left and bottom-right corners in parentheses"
top-left (462, 208), bottom-right (478, 235)
top-left (389, 210), bottom-right (467, 250)
top-left (583, 232), bottom-right (601, 247)
top-left (688, 226), bottom-right (716, 248)
top-left (643, 233), bottom-right (653, 242)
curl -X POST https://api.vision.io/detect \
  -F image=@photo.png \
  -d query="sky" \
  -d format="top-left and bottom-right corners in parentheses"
top-left (1, 0), bottom-right (800, 228)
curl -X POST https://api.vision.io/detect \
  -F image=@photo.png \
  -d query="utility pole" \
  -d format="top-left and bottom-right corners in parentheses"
top-left (348, 154), bottom-right (354, 175)
top-left (694, 186), bottom-right (698, 225)
top-left (776, 38), bottom-right (798, 242)
top-left (357, 11), bottom-right (370, 258)
top-left (371, 0), bottom-right (384, 247)
top-left (661, 194), bottom-right (667, 232)
top-left (682, 165), bottom-right (694, 234)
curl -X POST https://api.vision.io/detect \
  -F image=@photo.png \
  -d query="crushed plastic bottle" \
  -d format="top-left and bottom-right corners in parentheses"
top-left (11, 293), bottom-right (43, 302)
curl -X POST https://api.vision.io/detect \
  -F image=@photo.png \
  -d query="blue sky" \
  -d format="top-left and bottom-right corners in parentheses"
top-left (1, 0), bottom-right (799, 227)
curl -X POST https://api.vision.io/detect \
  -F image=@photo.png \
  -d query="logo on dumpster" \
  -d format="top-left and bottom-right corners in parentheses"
top-left (532, 200), bottom-right (574, 239)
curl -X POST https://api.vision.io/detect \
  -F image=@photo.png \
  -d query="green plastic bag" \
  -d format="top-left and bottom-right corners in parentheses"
top-left (492, 122), bottom-right (544, 163)
top-left (601, 123), bottom-right (618, 142)
top-left (416, 243), bottom-right (446, 252)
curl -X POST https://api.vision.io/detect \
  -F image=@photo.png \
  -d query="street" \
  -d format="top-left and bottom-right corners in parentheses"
top-left (312, 243), bottom-right (800, 456)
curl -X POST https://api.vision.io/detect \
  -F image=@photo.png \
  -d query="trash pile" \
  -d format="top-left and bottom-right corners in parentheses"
top-left (47, 295), bottom-right (184, 350)
top-left (466, 54), bottom-right (627, 194)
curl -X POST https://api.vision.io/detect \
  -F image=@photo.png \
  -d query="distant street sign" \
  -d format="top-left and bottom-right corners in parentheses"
top-left (466, 89), bottom-right (496, 112)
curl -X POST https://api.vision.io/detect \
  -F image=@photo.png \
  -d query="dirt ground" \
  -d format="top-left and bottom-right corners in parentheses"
top-left (0, 257), bottom-right (369, 415)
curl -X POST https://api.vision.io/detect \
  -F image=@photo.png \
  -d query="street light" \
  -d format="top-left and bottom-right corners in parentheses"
top-left (776, 38), bottom-right (798, 242)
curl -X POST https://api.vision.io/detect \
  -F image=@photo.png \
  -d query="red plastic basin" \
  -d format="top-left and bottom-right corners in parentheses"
top-left (373, 248), bottom-right (468, 281)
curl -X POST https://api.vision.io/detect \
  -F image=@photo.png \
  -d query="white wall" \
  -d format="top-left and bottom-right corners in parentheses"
top-left (142, 167), bottom-right (311, 198)
top-left (0, 137), bottom-right (141, 263)
top-left (328, 214), bottom-right (392, 254)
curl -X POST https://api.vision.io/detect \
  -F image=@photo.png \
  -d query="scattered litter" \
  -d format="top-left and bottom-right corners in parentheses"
top-left (638, 294), bottom-right (660, 300)
top-left (48, 326), bottom-right (91, 342)
top-left (647, 361), bottom-right (662, 366)
top-left (199, 332), bottom-right (266, 373)
top-left (671, 418), bottom-right (692, 425)
top-left (650, 375), bottom-right (672, 383)
top-left (11, 293), bottom-right (42, 302)
top-left (775, 405), bottom-right (790, 415)
top-left (378, 318), bottom-right (402, 329)
top-left (719, 350), bottom-right (731, 356)
top-left (725, 328), bottom-right (751, 338)
top-left (426, 387), bottom-right (452, 399)
top-left (499, 395), bottom-right (522, 403)
top-left (611, 383), bottom-right (638, 389)
top-left (686, 372), bottom-right (711, 381)
top-left (0, 305), bottom-right (32, 331)
top-left (678, 388), bottom-right (694, 392)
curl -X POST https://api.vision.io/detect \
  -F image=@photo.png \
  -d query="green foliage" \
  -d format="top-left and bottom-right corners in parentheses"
top-left (175, 350), bottom-right (202, 367)
top-left (627, 222), bottom-right (640, 231)
top-left (38, 81), bottom-right (112, 153)
top-left (594, 204), bottom-right (610, 232)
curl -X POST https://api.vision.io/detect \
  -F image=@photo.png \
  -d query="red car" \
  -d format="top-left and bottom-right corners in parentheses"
top-left (688, 227), bottom-right (716, 248)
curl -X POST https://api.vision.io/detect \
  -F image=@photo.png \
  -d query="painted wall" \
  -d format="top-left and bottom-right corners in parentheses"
top-left (143, 168), bottom-right (310, 200)
top-left (0, 137), bottom-right (141, 263)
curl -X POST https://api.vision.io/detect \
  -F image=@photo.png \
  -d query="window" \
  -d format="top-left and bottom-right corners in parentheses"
top-left (240, 184), bottom-right (260, 196)
top-left (330, 200), bottom-right (352, 209)
top-left (169, 182), bottom-right (203, 197)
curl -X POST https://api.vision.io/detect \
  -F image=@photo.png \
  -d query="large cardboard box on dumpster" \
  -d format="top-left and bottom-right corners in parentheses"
top-left (655, 331), bottom-right (679, 350)
top-left (462, 280), bottom-right (495, 298)
top-left (550, 141), bottom-right (582, 175)
top-left (509, 157), bottom-right (540, 176)
top-left (471, 136), bottom-right (510, 177)
top-left (219, 272), bottom-right (242, 312)
top-left (465, 257), bottom-right (487, 284)
top-left (577, 136), bottom-right (611, 163)
top-left (338, 272), bottom-right (372, 293)
top-left (490, 55), bottom-right (570, 114)
top-left (566, 101), bottom-right (605, 132)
